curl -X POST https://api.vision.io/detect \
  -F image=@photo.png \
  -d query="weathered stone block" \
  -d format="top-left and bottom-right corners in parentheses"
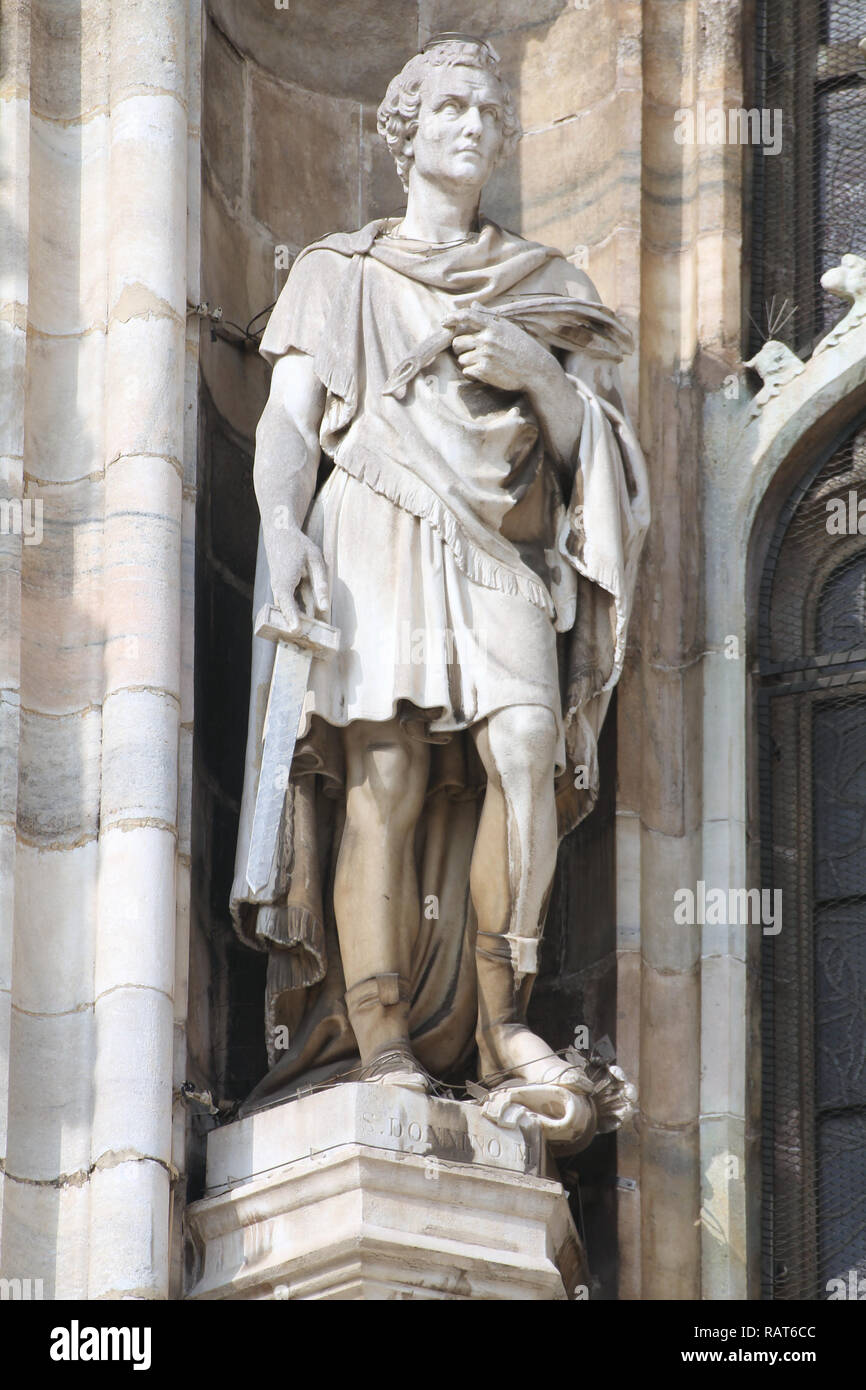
top-left (31, 0), bottom-right (110, 120)
top-left (109, 0), bottom-right (187, 105)
top-left (28, 115), bottom-right (109, 337)
top-left (0, 988), bottom-right (9, 1156)
top-left (103, 454), bottom-right (182, 698)
top-left (699, 1113), bottom-right (747, 1298)
top-left (19, 478), bottom-right (105, 715)
top-left (12, 842), bottom-right (97, 1014)
top-left (640, 964), bottom-right (701, 1127)
top-left (700, 953), bottom-right (746, 1118)
top-left (87, 1159), bottom-right (170, 1299)
top-left (493, 5), bottom-right (619, 133)
top-left (0, 0), bottom-right (33, 100)
top-left (639, 1120), bottom-right (701, 1299)
top-left (0, 321), bottom-right (26, 458)
top-left (108, 96), bottom-right (188, 318)
top-left (0, 822), bottom-right (14, 984)
top-left (360, 103), bottom-right (405, 224)
top-left (100, 688), bottom-right (179, 829)
top-left (498, 112), bottom-right (630, 255)
top-left (199, 331), bottom-right (270, 444)
top-left (186, 1084), bottom-right (584, 1301)
top-left (202, 18), bottom-right (246, 208)
top-left (208, 0), bottom-right (418, 105)
top-left (7, 1007), bottom-right (95, 1180)
top-left (0, 98), bottom-right (29, 305)
top-left (0, 1177), bottom-right (91, 1299)
top-left (639, 826), bottom-right (702, 973)
top-left (93, 827), bottom-right (177, 999)
top-left (17, 707), bottom-right (101, 846)
top-left (91, 985), bottom-right (174, 1163)
top-left (639, 661), bottom-right (703, 839)
top-left (420, 0), bottom-right (565, 41)
top-left (201, 172), bottom-right (277, 340)
top-left (0, 690), bottom-right (18, 825)
top-left (25, 331), bottom-right (107, 485)
top-left (249, 70), bottom-right (360, 247)
top-left (105, 316), bottom-right (185, 467)
top-left (615, 810), bottom-right (640, 948)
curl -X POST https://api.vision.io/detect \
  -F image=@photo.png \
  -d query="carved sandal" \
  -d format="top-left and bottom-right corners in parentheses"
top-left (357, 1047), bottom-right (431, 1094)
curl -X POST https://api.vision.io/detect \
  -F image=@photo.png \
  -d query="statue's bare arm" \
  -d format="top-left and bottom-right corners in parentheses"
top-left (254, 349), bottom-right (328, 630)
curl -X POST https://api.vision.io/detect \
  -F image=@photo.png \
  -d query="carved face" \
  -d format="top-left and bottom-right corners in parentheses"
top-left (409, 65), bottom-right (506, 191)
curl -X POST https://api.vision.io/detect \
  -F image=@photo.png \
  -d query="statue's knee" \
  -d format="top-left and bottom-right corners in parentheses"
top-left (350, 735), bottom-right (427, 826)
top-left (485, 706), bottom-right (558, 787)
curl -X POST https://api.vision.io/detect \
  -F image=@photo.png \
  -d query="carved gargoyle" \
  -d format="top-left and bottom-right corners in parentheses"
top-left (744, 338), bottom-right (805, 410)
top-left (814, 253), bottom-right (866, 357)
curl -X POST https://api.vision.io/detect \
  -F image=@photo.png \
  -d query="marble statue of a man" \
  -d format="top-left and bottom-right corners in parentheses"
top-left (231, 36), bottom-right (649, 1143)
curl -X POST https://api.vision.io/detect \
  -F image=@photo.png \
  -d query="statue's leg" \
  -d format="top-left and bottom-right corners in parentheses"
top-left (471, 704), bottom-right (586, 1088)
top-left (335, 716), bottom-right (430, 1087)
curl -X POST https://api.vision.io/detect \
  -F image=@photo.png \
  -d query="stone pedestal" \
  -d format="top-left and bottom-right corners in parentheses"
top-left (185, 1084), bottom-right (585, 1301)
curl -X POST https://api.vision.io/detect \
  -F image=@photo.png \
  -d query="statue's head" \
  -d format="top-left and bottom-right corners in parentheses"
top-left (377, 36), bottom-right (521, 194)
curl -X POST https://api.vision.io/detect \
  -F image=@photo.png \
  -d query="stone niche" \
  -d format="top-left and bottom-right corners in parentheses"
top-left (191, 0), bottom-right (625, 1298)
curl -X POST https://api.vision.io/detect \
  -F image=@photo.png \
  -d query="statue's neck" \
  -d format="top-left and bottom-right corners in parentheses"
top-left (396, 172), bottom-right (482, 245)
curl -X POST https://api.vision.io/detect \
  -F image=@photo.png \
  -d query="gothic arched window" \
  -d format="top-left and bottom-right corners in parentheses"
top-left (758, 417), bottom-right (866, 1299)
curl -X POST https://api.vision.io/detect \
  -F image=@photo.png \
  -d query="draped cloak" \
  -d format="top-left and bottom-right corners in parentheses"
top-left (229, 218), bottom-right (650, 1112)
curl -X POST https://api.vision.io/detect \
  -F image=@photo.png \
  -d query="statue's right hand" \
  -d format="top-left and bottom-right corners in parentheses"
top-left (269, 531), bottom-right (329, 634)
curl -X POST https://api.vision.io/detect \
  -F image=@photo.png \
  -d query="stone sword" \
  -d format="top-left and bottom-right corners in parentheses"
top-left (246, 602), bottom-right (340, 895)
top-left (381, 296), bottom-right (633, 399)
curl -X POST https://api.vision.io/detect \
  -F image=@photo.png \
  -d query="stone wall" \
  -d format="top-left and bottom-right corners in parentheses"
top-left (0, 0), bottom-right (200, 1298)
top-left (0, 0), bottom-right (810, 1303)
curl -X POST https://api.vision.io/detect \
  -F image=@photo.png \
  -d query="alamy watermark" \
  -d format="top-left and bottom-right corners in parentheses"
top-left (826, 1269), bottom-right (866, 1300)
top-left (826, 491), bottom-right (866, 535)
top-left (674, 102), bottom-right (782, 156)
top-left (0, 496), bottom-right (42, 545)
top-left (50, 1321), bottom-right (151, 1371)
top-left (673, 881), bottom-right (782, 935)
top-left (0, 1276), bottom-right (44, 1299)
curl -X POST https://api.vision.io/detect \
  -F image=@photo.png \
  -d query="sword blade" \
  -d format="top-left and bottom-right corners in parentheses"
top-left (246, 641), bottom-right (313, 894)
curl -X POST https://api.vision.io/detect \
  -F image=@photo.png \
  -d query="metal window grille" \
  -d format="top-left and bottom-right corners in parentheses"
top-left (748, 0), bottom-right (866, 356)
top-left (758, 412), bottom-right (866, 1299)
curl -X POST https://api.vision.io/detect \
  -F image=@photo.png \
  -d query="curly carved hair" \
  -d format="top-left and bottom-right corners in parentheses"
top-left (376, 41), bottom-right (522, 192)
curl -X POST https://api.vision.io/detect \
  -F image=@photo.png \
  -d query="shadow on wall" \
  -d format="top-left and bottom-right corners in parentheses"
top-left (192, 0), bottom-right (620, 1298)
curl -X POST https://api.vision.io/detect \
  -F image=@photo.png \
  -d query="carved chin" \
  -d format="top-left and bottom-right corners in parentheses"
top-left (445, 156), bottom-right (495, 185)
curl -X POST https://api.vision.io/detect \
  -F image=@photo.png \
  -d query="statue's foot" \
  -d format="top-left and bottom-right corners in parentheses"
top-left (357, 1046), bottom-right (431, 1094)
top-left (479, 1023), bottom-right (594, 1093)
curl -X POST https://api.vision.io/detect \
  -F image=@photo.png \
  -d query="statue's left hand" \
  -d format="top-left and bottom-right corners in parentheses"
top-left (445, 307), bottom-right (558, 394)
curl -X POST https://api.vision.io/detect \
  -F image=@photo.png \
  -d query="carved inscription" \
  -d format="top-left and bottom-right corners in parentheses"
top-left (362, 1112), bottom-right (525, 1167)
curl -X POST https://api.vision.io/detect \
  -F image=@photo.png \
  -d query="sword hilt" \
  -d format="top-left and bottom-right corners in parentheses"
top-left (254, 603), bottom-right (340, 658)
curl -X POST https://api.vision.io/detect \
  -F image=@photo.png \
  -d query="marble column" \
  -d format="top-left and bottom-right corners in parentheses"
top-left (632, 0), bottom-right (748, 1300)
top-left (0, 0), bottom-right (31, 1262)
top-left (635, 0), bottom-right (705, 1300)
top-left (0, 0), bottom-right (200, 1300)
